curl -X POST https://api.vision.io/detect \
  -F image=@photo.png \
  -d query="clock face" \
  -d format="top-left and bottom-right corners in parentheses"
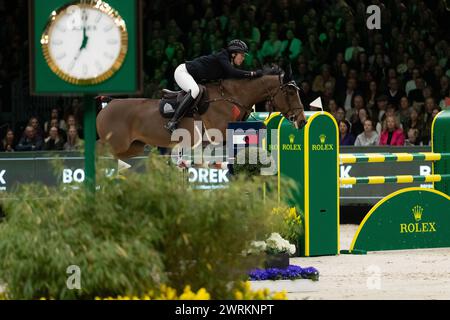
top-left (41, 1), bottom-right (128, 85)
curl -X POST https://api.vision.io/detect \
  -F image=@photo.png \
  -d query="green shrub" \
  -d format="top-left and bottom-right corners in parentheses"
top-left (0, 155), bottom-right (283, 299)
top-left (232, 147), bottom-right (275, 177)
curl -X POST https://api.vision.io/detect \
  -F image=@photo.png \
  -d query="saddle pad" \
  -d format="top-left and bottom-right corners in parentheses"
top-left (158, 98), bottom-right (195, 119)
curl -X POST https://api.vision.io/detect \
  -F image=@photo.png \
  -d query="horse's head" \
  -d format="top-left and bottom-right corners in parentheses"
top-left (264, 64), bottom-right (307, 129)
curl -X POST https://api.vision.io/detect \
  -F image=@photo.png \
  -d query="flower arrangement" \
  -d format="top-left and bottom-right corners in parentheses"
top-left (250, 232), bottom-right (296, 255)
top-left (249, 265), bottom-right (320, 281)
top-left (270, 207), bottom-right (303, 255)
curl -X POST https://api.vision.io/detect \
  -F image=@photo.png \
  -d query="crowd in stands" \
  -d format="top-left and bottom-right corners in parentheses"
top-left (1, 0), bottom-right (449, 152)
top-left (1, 108), bottom-right (84, 152)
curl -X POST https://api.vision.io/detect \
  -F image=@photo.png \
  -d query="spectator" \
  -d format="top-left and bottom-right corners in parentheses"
top-left (46, 118), bottom-right (67, 142)
top-left (337, 78), bottom-right (360, 119)
top-left (438, 75), bottom-right (449, 101)
top-left (404, 105), bottom-right (424, 140)
top-left (43, 126), bottom-right (64, 151)
top-left (398, 96), bottom-right (411, 125)
top-left (376, 104), bottom-right (401, 134)
top-left (386, 77), bottom-right (405, 107)
top-left (365, 80), bottom-right (379, 111)
top-left (66, 98), bottom-right (84, 125)
top-left (44, 107), bottom-right (67, 133)
top-left (299, 81), bottom-right (317, 110)
top-left (326, 99), bottom-right (339, 118)
top-left (243, 41), bottom-right (261, 69)
top-left (404, 128), bottom-right (422, 146)
top-left (339, 120), bottom-right (355, 146)
top-left (16, 126), bottom-right (43, 151)
top-left (369, 43), bottom-right (391, 66)
top-left (259, 31), bottom-right (282, 63)
top-left (332, 52), bottom-right (345, 77)
top-left (344, 35), bottom-right (365, 63)
top-left (280, 29), bottom-right (302, 63)
top-left (324, 28), bottom-right (345, 62)
top-left (405, 68), bottom-right (420, 96)
top-left (354, 119), bottom-right (379, 146)
top-left (303, 33), bottom-right (324, 70)
top-left (373, 94), bottom-right (388, 124)
top-left (408, 77), bottom-right (426, 104)
top-left (335, 61), bottom-right (349, 93)
top-left (312, 64), bottom-right (335, 93)
top-left (293, 62), bottom-right (313, 85)
top-left (239, 20), bottom-right (261, 46)
top-left (379, 115), bottom-right (405, 146)
top-left (370, 53), bottom-right (388, 84)
top-left (351, 107), bottom-right (370, 137)
top-left (321, 80), bottom-right (335, 108)
top-left (422, 97), bottom-right (437, 141)
top-left (64, 126), bottom-right (84, 151)
top-left (335, 106), bottom-right (346, 122)
top-left (66, 114), bottom-right (83, 139)
top-left (0, 129), bottom-right (16, 152)
top-left (27, 116), bottom-right (44, 140)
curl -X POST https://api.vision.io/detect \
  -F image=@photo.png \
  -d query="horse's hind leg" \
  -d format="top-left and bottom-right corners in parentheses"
top-left (116, 141), bottom-right (146, 160)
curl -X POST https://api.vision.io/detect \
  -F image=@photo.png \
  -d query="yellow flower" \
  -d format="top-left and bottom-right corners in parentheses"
top-left (272, 291), bottom-right (287, 300)
top-left (195, 288), bottom-right (210, 300)
top-left (234, 291), bottom-right (244, 300)
top-left (288, 207), bottom-right (297, 219)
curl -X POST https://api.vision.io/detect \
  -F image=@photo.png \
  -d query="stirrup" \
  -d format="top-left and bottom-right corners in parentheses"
top-left (165, 121), bottom-right (178, 133)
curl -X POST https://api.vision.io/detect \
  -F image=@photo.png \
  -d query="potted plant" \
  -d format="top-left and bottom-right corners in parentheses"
top-left (250, 233), bottom-right (296, 269)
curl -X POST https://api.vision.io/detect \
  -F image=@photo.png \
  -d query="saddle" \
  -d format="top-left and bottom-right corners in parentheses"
top-left (159, 85), bottom-right (209, 119)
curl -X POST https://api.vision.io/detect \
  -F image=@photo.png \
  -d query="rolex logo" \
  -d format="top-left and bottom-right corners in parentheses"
top-left (289, 134), bottom-right (295, 144)
top-left (412, 205), bottom-right (423, 222)
top-left (400, 205), bottom-right (436, 233)
top-left (319, 134), bottom-right (326, 144)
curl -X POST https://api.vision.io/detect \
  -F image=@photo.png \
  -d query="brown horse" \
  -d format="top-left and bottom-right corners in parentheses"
top-left (96, 67), bottom-right (307, 159)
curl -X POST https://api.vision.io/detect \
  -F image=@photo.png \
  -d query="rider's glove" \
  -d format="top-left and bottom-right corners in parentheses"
top-left (254, 70), bottom-right (263, 77)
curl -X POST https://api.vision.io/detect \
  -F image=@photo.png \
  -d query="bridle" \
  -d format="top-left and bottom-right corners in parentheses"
top-left (263, 74), bottom-right (305, 125)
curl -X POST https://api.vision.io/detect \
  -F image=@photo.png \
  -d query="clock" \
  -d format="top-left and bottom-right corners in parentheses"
top-left (40, 0), bottom-right (128, 85)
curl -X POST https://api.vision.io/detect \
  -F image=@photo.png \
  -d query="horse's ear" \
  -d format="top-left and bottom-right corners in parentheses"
top-left (283, 63), bottom-right (293, 84)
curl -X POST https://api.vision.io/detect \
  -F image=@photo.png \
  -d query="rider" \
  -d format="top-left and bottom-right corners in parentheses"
top-left (164, 39), bottom-right (264, 133)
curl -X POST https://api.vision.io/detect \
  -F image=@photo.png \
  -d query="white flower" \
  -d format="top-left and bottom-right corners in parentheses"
top-left (250, 233), bottom-right (297, 255)
top-left (264, 232), bottom-right (296, 254)
top-left (251, 241), bottom-right (267, 252)
top-left (288, 244), bottom-right (296, 255)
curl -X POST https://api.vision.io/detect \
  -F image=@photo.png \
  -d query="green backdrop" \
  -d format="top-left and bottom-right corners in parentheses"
top-left (31, 0), bottom-right (140, 94)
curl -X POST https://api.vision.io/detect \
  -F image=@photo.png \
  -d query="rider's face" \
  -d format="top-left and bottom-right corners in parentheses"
top-left (233, 53), bottom-right (245, 66)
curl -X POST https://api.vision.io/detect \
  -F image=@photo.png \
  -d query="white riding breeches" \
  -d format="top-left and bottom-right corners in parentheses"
top-left (174, 63), bottom-right (200, 99)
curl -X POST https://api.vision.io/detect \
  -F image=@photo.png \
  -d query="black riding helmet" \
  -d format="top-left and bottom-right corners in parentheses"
top-left (227, 39), bottom-right (249, 54)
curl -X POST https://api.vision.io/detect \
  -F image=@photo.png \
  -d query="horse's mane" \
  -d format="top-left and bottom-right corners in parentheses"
top-left (262, 63), bottom-right (295, 83)
top-left (262, 65), bottom-right (285, 76)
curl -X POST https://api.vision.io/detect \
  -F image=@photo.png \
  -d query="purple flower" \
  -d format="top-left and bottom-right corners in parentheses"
top-left (248, 265), bottom-right (319, 281)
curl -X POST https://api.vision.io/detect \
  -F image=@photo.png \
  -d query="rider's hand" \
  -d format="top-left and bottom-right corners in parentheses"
top-left (254, 70), bottom-right (263, 77)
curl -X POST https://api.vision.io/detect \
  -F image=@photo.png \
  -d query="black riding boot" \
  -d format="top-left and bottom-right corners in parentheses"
top-left (164, 93), bottom-right (195, 134)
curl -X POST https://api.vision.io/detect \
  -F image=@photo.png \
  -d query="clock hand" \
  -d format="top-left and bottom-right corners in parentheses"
top-left (79, 25), bottom-right (88, 50)
top-left (79, 10), bottom-right (89, 50)
top-left (68, 50), bottom-right (82, 71)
